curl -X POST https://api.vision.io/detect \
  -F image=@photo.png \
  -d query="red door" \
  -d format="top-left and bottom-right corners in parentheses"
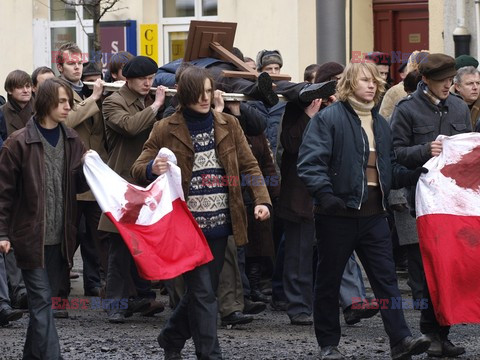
top-left (373, 0), bottom-right (429, 83)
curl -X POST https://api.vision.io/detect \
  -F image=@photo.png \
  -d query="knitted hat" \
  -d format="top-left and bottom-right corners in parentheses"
top-left (419, 53), bottom-right (456, 81)
top-left (314, 62), bottom-right (344, 83)
top-left (82, 62), bottom-right (102, 77)
top-left (122, 56), bottom-right (158, 78)
top-left (256, 50), bottom-right (283, 71)
top-left (455, 55), bottom-right (479, 70)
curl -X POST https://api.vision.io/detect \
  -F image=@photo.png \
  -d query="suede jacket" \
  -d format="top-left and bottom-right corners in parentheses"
top-left (0, 118), bottom-right (87, 269)
top-left (131, 110), bottom-right (271, 246)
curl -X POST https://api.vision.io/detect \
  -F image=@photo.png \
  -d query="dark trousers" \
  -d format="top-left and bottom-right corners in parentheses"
top-left (161, 236), bottom-right (227, 360)
top-left (420, 277), bottom-right (450, 338)
top-left (217, 236), bottom-right (244, 317)
top-left (405, 243), bottom-right (425, 303)
top-left (0, 253), bottom-right (11, 311)
top-left (314, 214), bottom-right (411, 347)
top-left (75, 201), bottom-right (104, 291)
top-left (283, 219), bottom-right (314, 317)
top-left (6, 249), bottom-right (26, 303)
top-left (271, 233), bottom-right (287, 302)
top-left (105, 233), bottom-right (154, 314)
top-left (45, 245), bottom-right (69, 301)
top-left (236, 246), bottom-right (250, 296)
top-left (22, 246), bottom-right (63, 360)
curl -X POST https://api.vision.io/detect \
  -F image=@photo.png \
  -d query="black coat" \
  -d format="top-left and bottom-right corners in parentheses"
top-left (391, 81), bottom-right (471, 169)
top-left (297, 100), bottom-right (412, 210)
top-left (278, 102), bottom-right (314, 222)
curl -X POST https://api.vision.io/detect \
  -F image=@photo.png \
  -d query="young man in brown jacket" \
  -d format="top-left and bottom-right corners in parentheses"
top-left (0, 78), bottom-right (87, 359)
top-left (101, 55), bottom-right (167, 323)
top-left (131, 66), bottom-right (271, 360)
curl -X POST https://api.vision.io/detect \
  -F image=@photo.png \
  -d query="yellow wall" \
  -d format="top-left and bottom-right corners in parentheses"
top-left (219, 0), bottom-right (316, 82)
top-left (0, 0), bottom-right (34, 95)
top-left (429, 0), bottom-right (445, 53)
top-left (350, 0), bottom-right (374, 62)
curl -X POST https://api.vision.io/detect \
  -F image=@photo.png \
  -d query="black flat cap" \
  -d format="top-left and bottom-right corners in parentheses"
top-left (122, 56), bottom-right (158, 78)
top-left (419, 53), bottom-right (456, 81)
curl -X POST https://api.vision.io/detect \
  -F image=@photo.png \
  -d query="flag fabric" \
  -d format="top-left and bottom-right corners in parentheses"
top-left (83, 148), bottom-right (213, 280)
top-left (416, 132), bottom-right (480, 325)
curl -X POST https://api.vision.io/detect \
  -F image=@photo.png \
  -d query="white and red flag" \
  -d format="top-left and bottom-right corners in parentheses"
top-left (416, 133), bottom-right (480, 325)
top-left (83, 148), bottom-right (213, 280)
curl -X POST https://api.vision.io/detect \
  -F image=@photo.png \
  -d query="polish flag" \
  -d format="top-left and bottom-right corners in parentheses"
top-left (83, 148), bottom-right (213, 280)
top-left (416, 133), bottom-right (480, 325)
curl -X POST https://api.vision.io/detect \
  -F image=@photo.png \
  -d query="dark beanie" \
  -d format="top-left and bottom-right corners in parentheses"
top-left (122, 56), bottom-right (158, 78)
top-left (256, 50), bottom-right (283, 71)
top-left (365, 52), bottom-right (391, 66)
top-left (314, 62), bottom-right (344, 83)
top-left (455, 55), bottom-right (479, 70)
top-left (82, 62), bottom-right (102, 77)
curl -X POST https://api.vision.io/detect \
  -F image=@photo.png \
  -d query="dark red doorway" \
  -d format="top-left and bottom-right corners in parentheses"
top-left (373, 0), bottom-right (429, 83)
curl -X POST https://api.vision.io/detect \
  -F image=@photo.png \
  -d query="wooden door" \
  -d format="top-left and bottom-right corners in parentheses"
top-left (373, 0), bottom-right (429, 83)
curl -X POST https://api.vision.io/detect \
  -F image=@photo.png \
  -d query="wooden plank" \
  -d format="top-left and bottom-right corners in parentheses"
top-left (84, 81), bottom-right (286, 102)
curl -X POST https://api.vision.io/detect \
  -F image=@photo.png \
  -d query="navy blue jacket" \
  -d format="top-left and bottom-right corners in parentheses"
top-left (153, 57), bottom-right (229, 87)
top-left (297, 100), bottom-right (411, 210)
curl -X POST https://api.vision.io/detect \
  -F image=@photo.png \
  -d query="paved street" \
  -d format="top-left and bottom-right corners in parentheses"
top-left (1, 257), bottom-right (479, 359)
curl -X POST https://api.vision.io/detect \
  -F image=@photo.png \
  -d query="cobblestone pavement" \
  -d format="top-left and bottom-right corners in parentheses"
top-left (1, 263), bottom-right (479, 359)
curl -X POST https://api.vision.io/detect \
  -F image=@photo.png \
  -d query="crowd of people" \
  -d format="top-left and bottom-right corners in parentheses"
top-left (0, 40), bottom-right (478, 360)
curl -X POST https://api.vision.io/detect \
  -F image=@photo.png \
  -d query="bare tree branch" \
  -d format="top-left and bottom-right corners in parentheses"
top-left (57, 0), bottom-right (126, 53)
top-left (99, 0), bottom-right (121, 18)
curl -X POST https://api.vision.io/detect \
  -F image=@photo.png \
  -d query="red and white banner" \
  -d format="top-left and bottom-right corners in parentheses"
top-left (416, 133), bottom-right (480, 325)
top-left (83, 149), bottom-right (213, 280)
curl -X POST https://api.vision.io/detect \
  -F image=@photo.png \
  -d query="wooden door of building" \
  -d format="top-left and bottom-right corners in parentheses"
top-left (373, 0), bottom-right (429, 83)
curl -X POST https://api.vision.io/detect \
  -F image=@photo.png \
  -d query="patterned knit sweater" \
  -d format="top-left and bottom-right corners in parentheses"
top-left (184, 108), bottom-right (232, 239)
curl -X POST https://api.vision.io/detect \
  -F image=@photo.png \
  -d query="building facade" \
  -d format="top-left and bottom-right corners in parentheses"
top-left (0, 0), bottom-right (479, 98)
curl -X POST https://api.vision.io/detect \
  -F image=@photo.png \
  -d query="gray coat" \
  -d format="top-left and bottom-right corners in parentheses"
top-left (390, 81), bottom-right (472, 214)
top-left (391, 81), bottom-right (471, 170)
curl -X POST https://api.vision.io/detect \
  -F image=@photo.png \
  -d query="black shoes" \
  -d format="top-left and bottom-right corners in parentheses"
top-left (12, 291), bottom-right (28, 309)
top-left (0, 307), bottom-right (23, 326)
top-left (270, 299), bottom-right (288, 311)
top-left (290, 313), bottom-right (313, 326)
top-left (243, 298), bottom-right (266, 315)
top-left (107, 312), bottom-right (125, 324)
top-left (299, 80), bottom-right (337, 103)
top-left (390, 335), bottom-right (431, 360)
top-left (319, 346), bottom-right (346, 360)
top-left (140, 299), bottom-right (165, 317)
top-left (157, 332), bottom-right (182, 360)
top-left (124, 297), bottom-right (152, 317)
top-left (425, 333), bottom-right (465, 357)
top-left (221, 311), bottom-right (253, 326)
top-left (250, 289), bottom-right (271, 303)
top-left (256, 72), bottom-right (279, 107)
top-left (53, 309), bottom-right (69, 319)
top-left (84, 286), bottom-right (105, 297)
top-left (343, 301), bottom-right (380, 325)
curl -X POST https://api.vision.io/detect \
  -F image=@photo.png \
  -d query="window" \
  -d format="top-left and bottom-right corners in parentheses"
top-left (49, 0), bottom-right (93, 71)
top-left (160, 0), bottom-right (217, 64)
top-left (163, 0), bottom-right (195, 17)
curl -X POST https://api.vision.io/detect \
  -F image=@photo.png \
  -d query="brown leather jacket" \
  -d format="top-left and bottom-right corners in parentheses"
top-left (0, 98), bottom-right (34, 139)
top-left (131, 110), bottom-right (271, 246)
top-left (0, 118), bottom-right (87, 269)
